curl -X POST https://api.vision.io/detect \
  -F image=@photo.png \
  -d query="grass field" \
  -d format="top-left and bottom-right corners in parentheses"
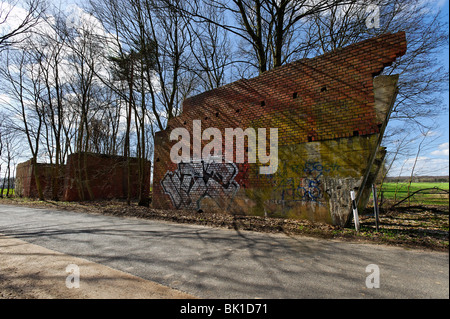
top-left (379, 182), bottom-right (449, 206)
top-left (1, 189), bottom-right (15, 196)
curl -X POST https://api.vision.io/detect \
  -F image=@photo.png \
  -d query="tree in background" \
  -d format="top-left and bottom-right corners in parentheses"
top-left (0, 44), bottom-right (46, 199)
top-left (0, 0), bottom-right (46, 52)
top-left (175, 0), bottom-right (448, 179)
top-left (0, 0), bottom-right (447, 202)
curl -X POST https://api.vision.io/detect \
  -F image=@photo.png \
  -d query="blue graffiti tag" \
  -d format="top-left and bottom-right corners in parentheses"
top-left (272, 160), bottom-right (340, 203)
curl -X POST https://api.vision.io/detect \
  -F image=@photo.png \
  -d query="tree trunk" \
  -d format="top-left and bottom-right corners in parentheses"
top-left (31, 157), bottom-right (44, 200)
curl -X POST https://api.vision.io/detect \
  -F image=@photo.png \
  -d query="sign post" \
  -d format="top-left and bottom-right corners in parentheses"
top-left (350, 190), bottom-right (360, 232)
top-left (372, 184), bottom-right (380, 232)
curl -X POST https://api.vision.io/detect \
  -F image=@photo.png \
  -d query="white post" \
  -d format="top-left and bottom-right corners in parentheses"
top-left (351, 190), bottom-right (360, 232)
top-left (372, 184), bottom-right (380, 232)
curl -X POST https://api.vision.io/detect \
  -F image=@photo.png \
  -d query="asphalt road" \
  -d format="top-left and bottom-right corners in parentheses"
top-left (0, 204), bottom-right (448, 299)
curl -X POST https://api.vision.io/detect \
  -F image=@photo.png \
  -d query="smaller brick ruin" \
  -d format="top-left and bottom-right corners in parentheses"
top-left (15, 153), bottom-right (151, 202)
top-left (15, 160), bottom-right (65, 199)
top-left (64, 153), bottom-right (151, 201)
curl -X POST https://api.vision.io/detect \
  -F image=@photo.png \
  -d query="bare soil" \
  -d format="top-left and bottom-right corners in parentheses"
top-left (0, 234), bottom-right (195, 299)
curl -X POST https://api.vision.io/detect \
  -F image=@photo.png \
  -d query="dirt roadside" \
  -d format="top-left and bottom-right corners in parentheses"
top-left (0, 234), bottom-right (195, 299)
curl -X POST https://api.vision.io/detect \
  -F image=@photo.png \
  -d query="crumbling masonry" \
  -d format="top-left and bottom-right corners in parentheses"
top-left (15, 153), bottom-right (150, 202)
top-left (151, 32), bottom-right (407, 226)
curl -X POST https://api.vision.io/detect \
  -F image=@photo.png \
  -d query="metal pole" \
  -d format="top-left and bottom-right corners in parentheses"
top-left (351, 190), bottom-right (360, 232)
top-left (372, 184), bottom-right (380, 232)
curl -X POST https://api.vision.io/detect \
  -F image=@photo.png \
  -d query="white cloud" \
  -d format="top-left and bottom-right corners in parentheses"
top-left (0, 1), bottom-right (48, 47)
top-left (431, 142), bottom-right (449, 157)
top-left (0, 1), bottom-right (30, 33)
top-left (389, 156), bottom-right (449, 177)
top-left (0, 93), bottom-right (11, 104)
top-left (425, 130), bottom-right (439, 137)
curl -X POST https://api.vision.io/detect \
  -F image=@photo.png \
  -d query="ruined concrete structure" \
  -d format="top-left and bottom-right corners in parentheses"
top-left (15, 153), bottom-right (150, 202)
top-left (152, 32), bottom-right (407, 226)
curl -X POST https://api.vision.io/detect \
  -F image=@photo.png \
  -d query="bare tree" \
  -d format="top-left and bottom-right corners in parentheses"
top-left (308, 0), bottom-right (448, 132)
top-left (173, 0), bottom-right (353, 74)
top-left (90, 0), bottom-right (196, 205)
top-left (0, 47), bottom-right (46, 199)
top-left (29, 12), bottom-right (71, 201)
top-left (0, 0), bottom-right (46, 51)
top-left (0, 113), bottom-right (4, 197)
top-left (306, 0), bottom-right (448, 190)
top-left (188, 3), bottom-right (231, 91)
top-left (0, 124), bottom-right (21, 197)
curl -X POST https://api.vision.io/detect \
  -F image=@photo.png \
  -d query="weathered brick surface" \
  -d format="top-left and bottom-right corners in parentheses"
top-left (152, 32), bottom-right (407, 225)
top-left (15, 160), bottom-right (64, 198)
top-left (63, 152), bottom-right (151, 201)
top-left (15, 153), bottom-right (150, 202)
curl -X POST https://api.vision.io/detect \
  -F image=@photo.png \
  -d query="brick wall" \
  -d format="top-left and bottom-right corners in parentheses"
top-left (15, 160), bottom-right (64, 198)
top-left (15, 153), bottom-right (150, 202)
top-left (63, 152), bottom-right (151, 201)
top-left (153, 32), bottom-right (407, 225)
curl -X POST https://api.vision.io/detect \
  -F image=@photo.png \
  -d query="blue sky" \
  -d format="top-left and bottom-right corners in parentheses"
top-left (387, 0), bottom-right (449, 177)
top-left (431, 0), bottom-right (449, 175)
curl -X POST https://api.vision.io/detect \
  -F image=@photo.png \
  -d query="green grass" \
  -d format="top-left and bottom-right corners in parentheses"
top-left (1, 189), bottom-right (15, 196)
top-left (379, 182), bottom-right (449, 206)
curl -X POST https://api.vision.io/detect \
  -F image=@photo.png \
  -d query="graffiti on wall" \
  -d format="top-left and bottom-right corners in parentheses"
top-left (270, 160), bottom-right (340, 203)
top-left (161, 157), bottom-right (240, 210)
